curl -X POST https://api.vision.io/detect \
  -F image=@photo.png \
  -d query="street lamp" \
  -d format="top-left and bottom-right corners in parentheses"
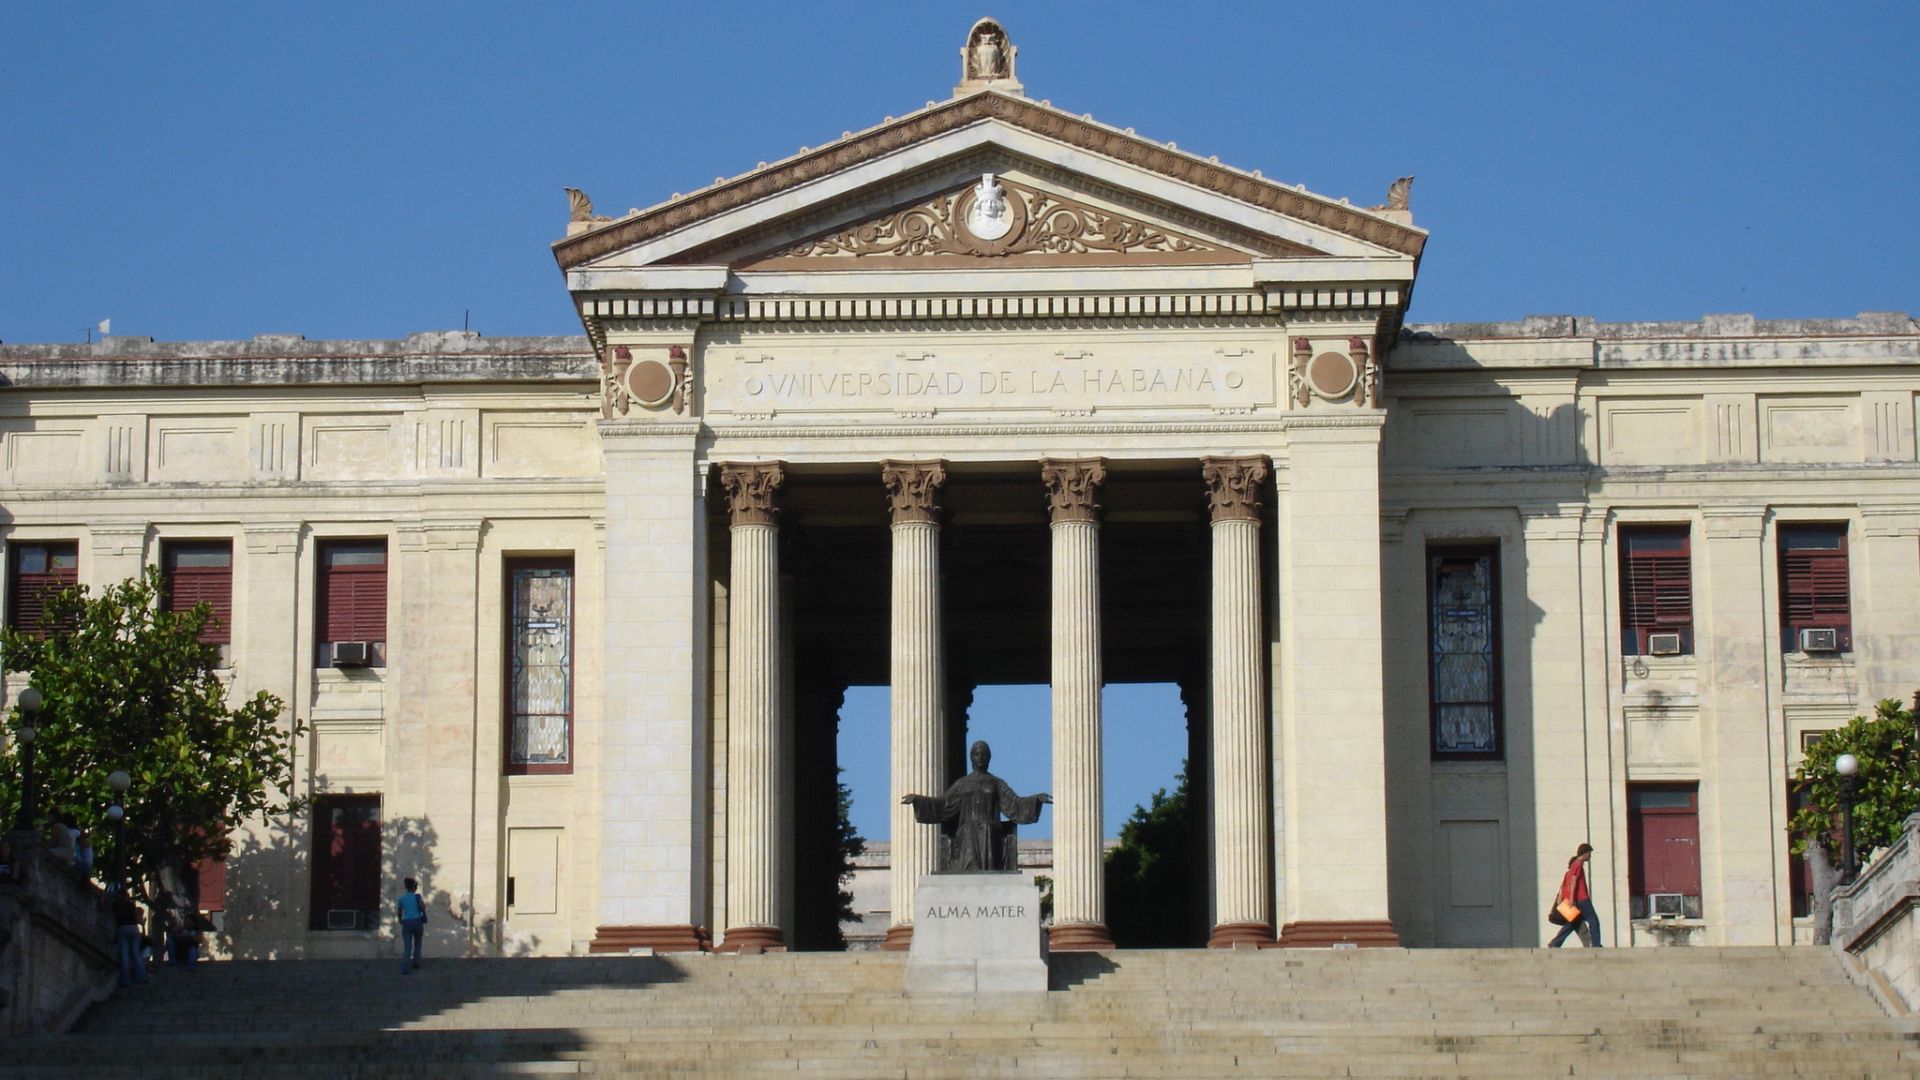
top-left (1836, 752), bottom-right (1861, 886)
top-left (11, 686), bottom-right (43, 833)
top-left (107, 769), bottom-right (131, 893)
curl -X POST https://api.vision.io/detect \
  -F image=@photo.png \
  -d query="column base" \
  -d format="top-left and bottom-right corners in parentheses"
top-left (1207, 921), bottom-right (1277, 949)
top-left (717, 925), bottom-right (788, 953)
top-left (1275, 920), bottom-right (1400, 948)
top-left (588, 924), bottom-right (711, 953)
top-left (881, 923), bottom-right (913, 951)
top-left (1048, 922), bottom-right (1114, 951)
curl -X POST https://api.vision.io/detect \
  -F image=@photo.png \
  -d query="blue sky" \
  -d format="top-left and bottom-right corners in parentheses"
top-left (5, 4), bottom-right (1917, 838)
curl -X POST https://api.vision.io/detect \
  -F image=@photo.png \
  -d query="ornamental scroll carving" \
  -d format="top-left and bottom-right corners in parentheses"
top-left (719, 462), bottom-right (785, 527)
top-left (767, 178), bottom-right (1219, 263)
top-left (1202, 457), bottom-right (1268, 523)
top-left (881, 460), bottom-right (947, 525)
top-left (1041, 458), bottom-right (1107, 524)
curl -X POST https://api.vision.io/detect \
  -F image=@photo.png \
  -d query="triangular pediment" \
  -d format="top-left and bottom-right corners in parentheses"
top-left (554, 92), bottom-right (1425, 276)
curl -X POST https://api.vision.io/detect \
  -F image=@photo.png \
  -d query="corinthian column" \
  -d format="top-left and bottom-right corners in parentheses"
top-left (1043, 458), bottom-right (1113, 950)
top-left (1203, 456), bottom-right (1274, 948)
top-left (881, 459), bottom-right (948, 951)
top-left (719, 461), bottom-right (786, 952)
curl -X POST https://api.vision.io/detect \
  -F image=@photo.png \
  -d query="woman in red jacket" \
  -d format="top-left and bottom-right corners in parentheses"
top-left (1549, 842), bottom-right (1601, 947)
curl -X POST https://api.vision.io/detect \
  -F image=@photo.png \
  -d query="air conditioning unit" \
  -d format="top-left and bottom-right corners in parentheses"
top-left (325, 908), bottom-right (362, 930)
top-left (1799, 627), bottom-right (1840, 653)
top-left (1648, 892), bottom-right (1686, 920)
top-left (330, 640), bottom-right (371, 667)
top-left (1647, 632), bottom-right (1683, 656)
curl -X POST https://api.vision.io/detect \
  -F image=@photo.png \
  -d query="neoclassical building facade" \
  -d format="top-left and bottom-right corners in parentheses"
top-left (3, 23), bottom-right (1916, 956)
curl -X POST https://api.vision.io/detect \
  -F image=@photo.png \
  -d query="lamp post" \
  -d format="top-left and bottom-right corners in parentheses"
top-left (107, 769), bottom-right (131, 893)
top-left (1836, 752), bottom-right (1861, 886)
top-left (11, 686), bottom-right (43, 833)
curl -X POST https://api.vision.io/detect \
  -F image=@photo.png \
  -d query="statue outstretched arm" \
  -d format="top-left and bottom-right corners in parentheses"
top-left (901, 793), bottom-right (948, 825)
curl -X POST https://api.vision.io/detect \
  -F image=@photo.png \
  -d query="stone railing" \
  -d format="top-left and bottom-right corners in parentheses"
top-left (1832, 812), bottom-right (1920, 1015)
top-left (0, 832), bottom-right (118, 1035)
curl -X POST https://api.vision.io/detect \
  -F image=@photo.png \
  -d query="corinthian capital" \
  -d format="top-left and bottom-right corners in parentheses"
top-left (718, 461), bottom-right (785, 527)
top-left (1202, 456), bottom-right (1269, 523)
top-left (880, 460), bottom-right (948, 525)
top-left (1041, 458), bottom-right (1107, 524)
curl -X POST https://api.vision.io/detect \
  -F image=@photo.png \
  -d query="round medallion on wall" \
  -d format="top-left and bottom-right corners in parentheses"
top-left (953, 173), bottom-right (1027, 255)
top-left (625, 357), bottom-right (677, 408)
top-left (1307, 351), bottom-right (1359, 400)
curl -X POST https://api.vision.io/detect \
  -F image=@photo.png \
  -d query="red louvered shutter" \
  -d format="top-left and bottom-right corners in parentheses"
top-left (317, 541), bottom-right (388, 648)
top-left (1779, 525), bottom-right (1850, 650)
top-left (1619, 527), bottom-right (1692, 654)
top-left (8, 542), bottom-right (79, 635)
top-left (163, 542), bottom-right (233, 645)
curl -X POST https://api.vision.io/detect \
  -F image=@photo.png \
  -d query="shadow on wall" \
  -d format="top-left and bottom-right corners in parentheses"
top-left (220, 805), bottom-right (541, 960)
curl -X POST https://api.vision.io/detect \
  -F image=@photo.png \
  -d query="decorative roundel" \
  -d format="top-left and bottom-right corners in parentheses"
top-left (626, 358), bottom-right (676, 407)
top-left (1307, 351), bottom-right (1359, 400)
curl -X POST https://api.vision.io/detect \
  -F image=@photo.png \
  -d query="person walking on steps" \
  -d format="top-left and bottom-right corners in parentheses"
top-left (397, 877), bottom-right (428, 974)
top-left (113, 892), bottom-right (150, 986)
top-left (1550, 842), bottom-right (1602, 948)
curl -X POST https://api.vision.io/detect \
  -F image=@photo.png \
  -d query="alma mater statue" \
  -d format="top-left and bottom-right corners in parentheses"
top-left (902, 740), bottom-right (1050, 872)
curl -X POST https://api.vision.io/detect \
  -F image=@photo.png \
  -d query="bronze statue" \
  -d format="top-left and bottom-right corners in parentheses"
top-left (902, 740), bottom-right (1049, 872)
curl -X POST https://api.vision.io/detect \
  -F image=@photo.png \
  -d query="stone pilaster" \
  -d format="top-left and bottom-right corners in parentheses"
top-left (1271, 416), bottom-right (1398, 948)
top-left (1202, 456), bottom-right (1276, 948)
top-left (719, 461), bottom-right (787, 952)
top-left (590, 424), bottom-right (710, 954)
top-left (881, 460), bottom-right (947, 951)
top-left (1700, 505), bottom-right (1778, 944)
top-left (1042, 458), bottom-right (1112, 951)
top-left (392, 519), bottom-right (487, 957)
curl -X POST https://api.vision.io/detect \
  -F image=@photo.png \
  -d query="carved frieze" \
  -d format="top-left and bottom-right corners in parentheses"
top-left (1288, 337), bottom-right (1379, 409)
top-left (1041, 458), bottom-right (1107, 524)
top-left (1202, 456), bottom-right (1268, 523)
top-left (718, 461), bottom-right (785, 527)
top-left (881, 459), bottom-right (948, 525)
top-left (602, 345), bottom-right (692, 419)
top-left (753, 176), bottom-right (1224, 267)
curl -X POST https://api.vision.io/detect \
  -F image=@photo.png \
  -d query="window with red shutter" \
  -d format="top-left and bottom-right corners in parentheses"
top-left (1619, 526), bottom-right (1692, 655)
top-left (316, 540), bottom-right (388, 666)
top-left (309, 794), bottom-right (381, 930)
top-left (1778, 524), bottom-right (1850, 652)
top-left (7, 541), bottom-right (79, 635)
top-left (1628, 784), bottom-right (1702, 919)
top-left (162, 541), bottom-right (233, 651)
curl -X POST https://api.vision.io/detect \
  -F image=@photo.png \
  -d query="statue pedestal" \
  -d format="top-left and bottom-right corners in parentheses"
top-left (905, 873), bottom-right (1048, 993)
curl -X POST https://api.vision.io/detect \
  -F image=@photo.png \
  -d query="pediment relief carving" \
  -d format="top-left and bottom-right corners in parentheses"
top-left (734, 175), bottom-right (1301, 270)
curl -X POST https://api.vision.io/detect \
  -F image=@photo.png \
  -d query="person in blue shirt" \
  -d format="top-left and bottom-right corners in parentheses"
top-left (396, 877), bottom-right (428, 974)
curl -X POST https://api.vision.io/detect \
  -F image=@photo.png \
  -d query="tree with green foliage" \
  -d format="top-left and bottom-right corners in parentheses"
top-left (1789, 696), bottom-right (1920, 942)
top-left (833, 768), bottom-right (867, 931)
top-left (1, 568), bottom-right (304, 923)
top-left (1104, 763), bottom-right (1198, 947)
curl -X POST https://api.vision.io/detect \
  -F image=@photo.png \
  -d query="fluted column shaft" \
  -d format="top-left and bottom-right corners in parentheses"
top-left (1203, 456), bottom-right (1274, 947)
top-left (1044, 458), bottom-right (1112, 950)
top-left (882, 460), bottom-right (948, 950)
top-left (720, 462), bottom-right (786, 952)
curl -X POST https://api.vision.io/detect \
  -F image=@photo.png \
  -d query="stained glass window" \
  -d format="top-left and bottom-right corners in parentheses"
top-left (1428, 547), bottom-right (1500, 758)
top-left (508, 561), bottom-right (573, 772)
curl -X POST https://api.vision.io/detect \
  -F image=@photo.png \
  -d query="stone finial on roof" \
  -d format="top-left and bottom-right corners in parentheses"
top-left (954, 17), bottom-right (1023, 98)
top-left (565, 187), bottom-right (615, 236)
top-left (1367, 177), bottom-right (1415, 224)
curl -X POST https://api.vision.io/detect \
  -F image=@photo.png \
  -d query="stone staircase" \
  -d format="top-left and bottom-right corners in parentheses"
top-left (10, 946), bottom-right (1915, 1077)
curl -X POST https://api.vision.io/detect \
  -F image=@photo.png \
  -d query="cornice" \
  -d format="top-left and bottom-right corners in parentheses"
top-left (551, 92), bottom-right (1426, 271)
